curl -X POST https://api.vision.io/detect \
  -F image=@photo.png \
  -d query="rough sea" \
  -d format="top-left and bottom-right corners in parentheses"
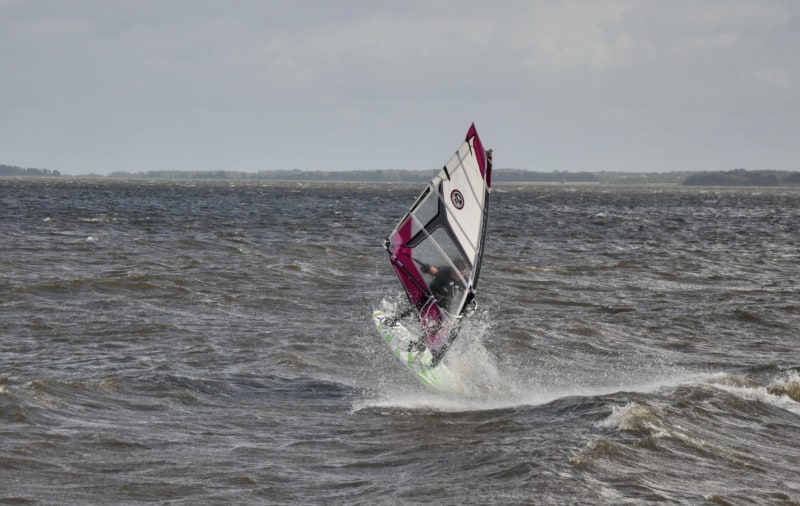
top-left (1, 178), bottom-right (799, 505)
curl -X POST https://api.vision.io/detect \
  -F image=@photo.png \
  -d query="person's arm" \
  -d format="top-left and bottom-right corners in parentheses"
top-left (417, 261), bottom-right (438, 275)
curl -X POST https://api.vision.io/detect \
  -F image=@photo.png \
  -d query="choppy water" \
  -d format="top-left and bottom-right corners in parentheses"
top-left (2, 178), bottom-right (799, 504)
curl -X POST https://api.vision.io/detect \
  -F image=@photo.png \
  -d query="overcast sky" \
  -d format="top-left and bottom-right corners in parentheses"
top-left (1, 1), bottom-right (798, 174)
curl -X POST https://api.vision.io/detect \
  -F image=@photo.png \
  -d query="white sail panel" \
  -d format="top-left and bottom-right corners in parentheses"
top-left (440, 137), bottom-right (488, 269)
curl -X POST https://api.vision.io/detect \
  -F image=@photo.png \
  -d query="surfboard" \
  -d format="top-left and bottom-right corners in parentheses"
top-left (373, 309), bottom-right (461, 391)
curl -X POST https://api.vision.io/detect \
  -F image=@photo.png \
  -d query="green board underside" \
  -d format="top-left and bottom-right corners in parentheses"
top-left (373, 310), bottom-right (459, 390)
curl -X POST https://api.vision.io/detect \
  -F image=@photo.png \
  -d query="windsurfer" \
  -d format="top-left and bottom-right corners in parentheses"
top-left (401, 258), bottom-right (469, 365)
top-left (420, 258), bottom-right (469, 313)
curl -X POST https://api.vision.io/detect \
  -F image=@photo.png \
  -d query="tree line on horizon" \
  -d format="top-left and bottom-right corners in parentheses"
top-left (1, 164), bottom-right (599, 183)
top-left (682, 169), bottom-right (800, 186)
top-left (2, 162), bottom-right (799, 186)
top-left (103, 168), bottom-right (602, 183)
top-left (0, 164), bottom-right (61, 177)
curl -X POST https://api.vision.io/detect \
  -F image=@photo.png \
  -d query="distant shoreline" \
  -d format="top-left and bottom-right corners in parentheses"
top-left (2, 163), bottom-right (799, 187)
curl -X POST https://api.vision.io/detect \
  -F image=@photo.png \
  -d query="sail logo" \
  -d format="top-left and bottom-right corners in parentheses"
top-left (450, 189), bottom-right (465, 209)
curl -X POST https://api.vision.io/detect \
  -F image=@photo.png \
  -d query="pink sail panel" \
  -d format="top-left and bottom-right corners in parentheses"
top-left (387, 219), bottom-right (427, 307)
top-left (466, 123), bottom-right (492, 188)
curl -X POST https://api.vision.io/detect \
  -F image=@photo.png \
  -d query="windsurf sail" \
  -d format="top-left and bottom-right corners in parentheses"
top-left (384, 123), bottom-right (492, 362)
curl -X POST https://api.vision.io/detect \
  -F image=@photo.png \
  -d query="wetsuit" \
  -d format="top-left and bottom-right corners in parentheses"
top-left (426, 266), bottom-right (464, 313)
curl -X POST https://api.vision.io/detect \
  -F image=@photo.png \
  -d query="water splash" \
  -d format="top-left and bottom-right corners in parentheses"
top-left (359, 301), bottom-right (699, 413)
top-left (705, 371), bottom-right (800, 415)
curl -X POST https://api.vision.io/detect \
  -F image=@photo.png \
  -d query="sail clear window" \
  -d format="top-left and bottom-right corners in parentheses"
top-left (408, 186), bottom-right (439, 238)
top-left (412, 227), bottom-right (470, 313)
